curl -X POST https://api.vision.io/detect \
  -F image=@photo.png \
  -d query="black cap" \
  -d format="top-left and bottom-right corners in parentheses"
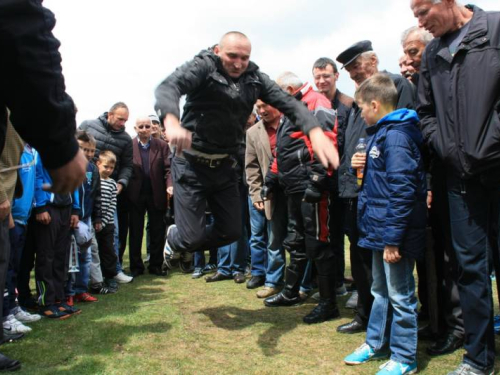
top-left (336, 40), bottom-right (373, 69)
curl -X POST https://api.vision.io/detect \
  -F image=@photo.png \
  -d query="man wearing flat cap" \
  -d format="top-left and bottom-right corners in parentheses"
top-left (335, 40), bottom-right (416, 335)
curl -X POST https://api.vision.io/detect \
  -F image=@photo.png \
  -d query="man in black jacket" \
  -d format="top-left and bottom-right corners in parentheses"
top-left (412, 1), bottom-right (500, 374)
top-left (334, 40), bottom-right (416, 335)
top-left (155, 31), bottom-right (339, 258)
top-left (79, 102), bottom-right (133, 284)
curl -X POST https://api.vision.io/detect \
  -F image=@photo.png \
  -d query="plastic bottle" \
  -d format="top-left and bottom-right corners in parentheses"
top-left (355, 138), bottom-right (367, 186)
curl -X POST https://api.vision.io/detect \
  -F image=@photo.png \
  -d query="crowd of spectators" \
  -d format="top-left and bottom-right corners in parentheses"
top-left (1, 1), bottom-right (500, 374)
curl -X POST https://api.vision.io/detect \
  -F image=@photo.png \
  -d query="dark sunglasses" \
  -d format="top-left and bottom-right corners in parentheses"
top-left (137, 125), bottom-right (151, 129)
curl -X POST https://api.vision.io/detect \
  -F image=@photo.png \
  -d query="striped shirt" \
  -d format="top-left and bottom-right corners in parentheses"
top-left (100, 178), bottom-right (117, 227)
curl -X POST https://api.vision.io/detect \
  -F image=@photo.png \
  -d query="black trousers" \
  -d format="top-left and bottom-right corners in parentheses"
top-left (329, 195), bottom-right (345, 287)
top-left (0, 217), bottom-right (11, 340)
top-left (168, 156), bottom-right (241, 253)
top-left (430, 170), bottom-right (464, 338)
top-left (343, 198), bottom-right (373, 325)
top-left (18, 215), bottom-right (36, 306)
top-left (96, 223), bottom-right (118, 279)
top-left (128, 193), bottom-right (165, 272)
top-left (34, 205), bottom-right (71, 306)
top-left (117, 193), bottom-right (130, 265)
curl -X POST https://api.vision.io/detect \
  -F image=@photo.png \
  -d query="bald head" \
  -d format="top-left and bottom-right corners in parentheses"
top-left (214, 31), bottom-right (252, 79)
top-left (219, 31), bottom-right (251, 49)
top-left (135, 116), bottom-right (152, 142)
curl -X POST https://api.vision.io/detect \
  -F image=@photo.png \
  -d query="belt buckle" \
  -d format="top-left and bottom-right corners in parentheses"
top-left (209, 159), bottom-right (219, 168)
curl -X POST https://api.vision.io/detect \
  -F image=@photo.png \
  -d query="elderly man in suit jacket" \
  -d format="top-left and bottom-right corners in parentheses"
top-left (127, 117), bottom-right (171, 276)
top-left (245, 100), bottom-right (287, 298)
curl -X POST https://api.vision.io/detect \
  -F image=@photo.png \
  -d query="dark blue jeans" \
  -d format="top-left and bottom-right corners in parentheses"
top-left (248, 197), bottom-right (268, 277)
top-left (447, 172), bottom-right (499, 370)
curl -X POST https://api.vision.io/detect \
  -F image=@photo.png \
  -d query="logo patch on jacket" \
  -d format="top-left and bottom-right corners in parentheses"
top-left (369, 146), bottom-right (380, 159)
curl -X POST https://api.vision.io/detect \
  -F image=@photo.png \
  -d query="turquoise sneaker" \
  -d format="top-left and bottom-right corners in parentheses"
top-left (344, 343), bottom-right (389, 365)
top-left (377, 360), bottom-right (417, 375)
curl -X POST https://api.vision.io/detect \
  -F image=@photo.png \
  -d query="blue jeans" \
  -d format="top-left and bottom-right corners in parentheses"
top-left (266, 189), bottom-right (287, 288)
top-left (446, 172), bottom-right (498, 370)
top-left (66, 244), bottom-right (92, 296)
top-left (366, 251), bottom-right (418, 364)
top-left (66, 219), bottom-right (92, 296)
top-left (248, 197), bottom-right (268, 277)
top-left (113, 210), bottom-right (122, 273)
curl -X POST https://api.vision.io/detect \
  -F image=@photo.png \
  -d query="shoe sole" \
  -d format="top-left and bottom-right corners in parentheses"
top-left (263, 301), bottom-right (303, 307)
top-left (344, 354), bottom-right (389, 366)
top-left (303, 314), bottom-right (341, 324)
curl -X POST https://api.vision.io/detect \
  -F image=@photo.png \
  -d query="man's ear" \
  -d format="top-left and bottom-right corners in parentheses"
top-left (371, 100), bottom-right (379, 112)
top-left (213, 44), bottom-right (220, 55)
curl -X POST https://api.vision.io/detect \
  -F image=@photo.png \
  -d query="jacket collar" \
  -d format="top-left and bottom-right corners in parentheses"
top-left (435, 5), bottom-right (487, 63)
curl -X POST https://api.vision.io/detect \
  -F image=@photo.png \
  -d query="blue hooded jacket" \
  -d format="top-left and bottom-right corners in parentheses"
top-left (11, 145), bottom-right (38, 225)
top-left (357, 109), bottom-right (427, 260)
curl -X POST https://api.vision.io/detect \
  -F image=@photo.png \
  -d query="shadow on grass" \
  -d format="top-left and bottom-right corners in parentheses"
top-left (198, 305), bottom-right (301, 357)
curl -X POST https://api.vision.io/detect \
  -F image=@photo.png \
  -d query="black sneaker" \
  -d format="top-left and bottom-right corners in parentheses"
top-left (90, 283), bottom-right (110, 295)
top-left (105, 279), bottom-right (119, 293)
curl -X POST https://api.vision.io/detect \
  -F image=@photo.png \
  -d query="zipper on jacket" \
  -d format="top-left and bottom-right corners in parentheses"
top-left (297, 149), bottom-right (303, 168)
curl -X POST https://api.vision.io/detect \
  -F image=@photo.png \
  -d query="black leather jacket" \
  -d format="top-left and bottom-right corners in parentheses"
top-left (155, 49), bottom-right (322, 155)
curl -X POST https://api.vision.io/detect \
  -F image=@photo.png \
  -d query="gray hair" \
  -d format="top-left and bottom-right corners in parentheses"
top-left (276, 71), bottom-right (303, 90)
top-left (401, 26), bottom-right (433, 46)
top-left (359, 51), bottom-right (379, 67)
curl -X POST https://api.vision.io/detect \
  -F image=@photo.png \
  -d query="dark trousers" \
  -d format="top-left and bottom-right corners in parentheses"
top-left (302, 192), bottom-right (338, 300)
top-left (430, 170), bottom-right (463, 338)
top-left (6, 223), bottom-right (27, 314)
top-left (35, 205), bottom-right (71, 306)
top-left (284, 193), bottom-right (307, 261)
top-left (96, 223), bottom-right (118, 279)
top-left (343, 198), bottom-right (373, 325)
top-left (168, 156), bottom-right (241, 253)
top-left (117, 193), bottom-right (130, 265)
top-left (0, 217), bottom-right (11, 340)
top-left (329, 195), bottom-right (345, 287)
top-left (447, 172), bottom-right (498, 370)
top-left (18, 215), bottom-right (36, 306)
top-left (128, 194), bottom-right (165, 273)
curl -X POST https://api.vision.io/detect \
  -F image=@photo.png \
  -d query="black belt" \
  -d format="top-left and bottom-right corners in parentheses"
top-left (182, 152), bottom-right (229, 168)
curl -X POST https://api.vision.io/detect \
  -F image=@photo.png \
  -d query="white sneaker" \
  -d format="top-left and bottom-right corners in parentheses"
top-left (114, 271), bottom-right (133, 284)
top-left (11, 306), bottom-right (41, 323)
top-left (346, 291), bottom-right (359, 309)
top-left (3, 314), bottom-right (32, 334)
top-left (164, 225), bottom-right (180, 261)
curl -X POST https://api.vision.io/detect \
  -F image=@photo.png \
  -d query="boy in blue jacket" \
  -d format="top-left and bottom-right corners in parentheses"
top-left (344, 73), bottom-right (427, 375)
top-left (34, 157), bottom-right (81, 319)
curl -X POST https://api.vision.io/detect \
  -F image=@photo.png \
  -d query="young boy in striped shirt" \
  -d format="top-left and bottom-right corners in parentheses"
top-left (95, 151), bottom-right (120, 293)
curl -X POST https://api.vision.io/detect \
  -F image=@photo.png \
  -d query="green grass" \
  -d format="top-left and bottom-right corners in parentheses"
top-left (6, 248), bottom-right (500, 375)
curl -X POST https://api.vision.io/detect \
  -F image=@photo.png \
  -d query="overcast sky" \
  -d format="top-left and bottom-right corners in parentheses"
top-left (44, 0), bottom-right (498, 135)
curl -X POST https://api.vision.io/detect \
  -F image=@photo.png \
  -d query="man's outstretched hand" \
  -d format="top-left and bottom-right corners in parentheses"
top-left (47, 149), bottom-right (87, 194)
top-left (309, 127), bottom-right (339, 169)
